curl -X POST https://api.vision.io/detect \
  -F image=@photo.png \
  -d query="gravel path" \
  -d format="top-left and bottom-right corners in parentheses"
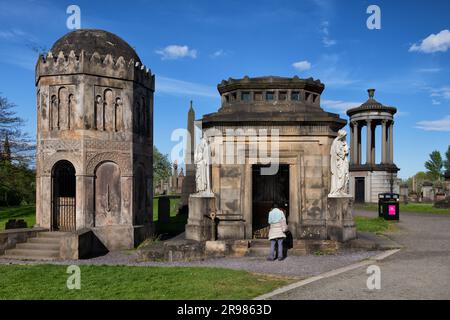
top-left (0, 209), bottom-right (388, 278)
top-left (0, 247), bottom-right (381, 278)
top-left (270, 210), bottom-right (450, 299)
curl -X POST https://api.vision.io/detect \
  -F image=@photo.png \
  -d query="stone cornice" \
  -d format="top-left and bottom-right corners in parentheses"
top-left (218, 76), bottom-right (325, 95)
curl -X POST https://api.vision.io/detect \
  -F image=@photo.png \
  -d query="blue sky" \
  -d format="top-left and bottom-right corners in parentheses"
top-left (0, 0), bottom-right (449, 178)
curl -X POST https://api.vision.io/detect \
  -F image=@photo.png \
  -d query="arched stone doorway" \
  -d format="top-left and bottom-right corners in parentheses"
top-left (52, 160), bottom-right (76, 231)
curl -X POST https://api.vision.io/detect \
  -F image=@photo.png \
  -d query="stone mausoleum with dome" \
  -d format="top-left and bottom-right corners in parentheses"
top-left (34, 29), bottom-right (154, 253)
top-left (186, 76), bottom-right (356, 242)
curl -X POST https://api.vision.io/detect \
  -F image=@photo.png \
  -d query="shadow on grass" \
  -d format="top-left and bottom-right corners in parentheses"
top-left (154, 213), bottom-right (188, 240)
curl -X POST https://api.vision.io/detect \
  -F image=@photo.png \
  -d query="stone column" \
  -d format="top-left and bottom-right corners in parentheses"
top-left (352, 122), bottom-right (359, 165)
top-left (77, 174), bottom-right (98, 230)
top-left (288, 163), bottom-right (299, 238)
top-left (381, 120), bottom-right (387, 163)
top-left (243, 164), bottom-right (252, 239)
top-left (81, 175), bottom-right (95, 228)
top-left (389, 121), bottom-right (394, 163)
top-left (366, 120), bottom-right (372, 165)
top-left (357, 125), bottom-right (362, 164)
top-left (371, 123), bottom-right (376, 164)
top-left (121, 175), bottom-right (133, 225)
top-left (349, 122), bottom-right (354, 164)
top-left (39, 175), bottom-right (52, 229)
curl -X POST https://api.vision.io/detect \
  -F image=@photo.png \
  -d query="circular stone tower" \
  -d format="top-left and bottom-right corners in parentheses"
top-left (35, 29), bottom-right (154, 250)
top-left (347, 89), bottom-right (399, 203)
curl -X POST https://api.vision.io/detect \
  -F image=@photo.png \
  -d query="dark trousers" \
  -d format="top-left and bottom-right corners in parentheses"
top-left (269, 238), bottom-right (284, 260)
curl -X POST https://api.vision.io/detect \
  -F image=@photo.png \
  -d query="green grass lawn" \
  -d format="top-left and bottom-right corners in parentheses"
top-left (354, 216), bottom-right (396, 234)
top-left (355, 202), bottom-right (450, 215)
top-left (0, 197), bottom-right (181, 231)
top-left (0, 264), bottom-right (291, 300)
top-left (0, 205), bottom-right (36, 230)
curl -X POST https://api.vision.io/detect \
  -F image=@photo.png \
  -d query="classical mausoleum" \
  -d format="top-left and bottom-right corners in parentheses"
top-left (35, 29), bottom-right (154, 250)
top-left (347, 89), bottom-right (399, 203)
top-left (186, 76), bottom-right (354, 242)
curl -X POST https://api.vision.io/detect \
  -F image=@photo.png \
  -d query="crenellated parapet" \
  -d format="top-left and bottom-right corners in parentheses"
top-left (35, 50), bottom-right (154, 90)
top-left (35, 29), bottom-right (154, 246)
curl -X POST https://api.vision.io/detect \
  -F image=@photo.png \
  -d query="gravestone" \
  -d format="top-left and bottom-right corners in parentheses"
top-left (5, 219), bottom-right (28, 229)
top-left (422, 183), bottom-right (434, 203)
top-left (158, 196), bottom-right (171, 223)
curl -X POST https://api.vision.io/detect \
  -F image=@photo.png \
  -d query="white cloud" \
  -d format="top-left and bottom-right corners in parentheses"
top-left (210, 49), bottom-right (229, 58)
top-left (417, 68), bottom-right (441, 73)
top-left (156, 45), bottom-right (197, 60)
top-left (321, 21), bottom-right (337, 47)
top-left (157, 76), bottom-right (216, 98)
top-left (292, 60), bottom-right (311, 71)
top-left (212, 49), bottom-right (224, 57)
top-left (432, 99), bottom-right (441, 105)
top-left (322, 99), bottom-right (361, 114)
top-left (416, 115), bottom-right (450, 132)
top-left (430, 86), bottom-right (450, 100)
top-left (0, 28), bottom-right (38, 43)
top-left (322, 37), bottom-right (337, 47)
top-left (409, 29), bottom-right (450, 53)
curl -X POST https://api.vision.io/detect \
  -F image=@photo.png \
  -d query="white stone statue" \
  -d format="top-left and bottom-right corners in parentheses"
top-left (329, 129), bottom-right (349, 197)
top-left (194, 135), bottom-right (212, 195)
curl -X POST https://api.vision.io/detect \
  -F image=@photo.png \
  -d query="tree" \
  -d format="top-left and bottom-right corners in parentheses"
top-left (444, 145), bottom-right (450, 173)
top-left (424, 150), bottom-right (443, 181)
top-left (1, 134), bottom-right (11, 163)
top-left (0, 95), bottom-right (34, 165)
top-left (153, 146), bottom-right (171, 188)
top-left (0, 95), bottom-right (36, 205)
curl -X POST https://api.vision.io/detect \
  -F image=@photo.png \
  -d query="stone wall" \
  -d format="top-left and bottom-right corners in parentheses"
top-left (203, 127), bottom-right (337, 241)
top-left (349, 171), bottom-right (400, 203)
top-left (0, 228), bottom-right (47, 255)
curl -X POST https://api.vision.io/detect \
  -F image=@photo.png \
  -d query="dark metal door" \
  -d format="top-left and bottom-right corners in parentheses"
top-left (252, 164), bottom-right (289, 238)
top-left (52, 161), bottom-right (76, 231)
top-left (355, 177), bottom-right (365, 203)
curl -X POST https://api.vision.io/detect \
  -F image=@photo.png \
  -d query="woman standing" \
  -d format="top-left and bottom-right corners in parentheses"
top-left (267, 203), bottom-right (288, 261)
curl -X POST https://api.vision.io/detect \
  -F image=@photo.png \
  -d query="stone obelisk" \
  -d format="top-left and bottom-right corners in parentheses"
top-left (180, 101), bottom-right (196, 213)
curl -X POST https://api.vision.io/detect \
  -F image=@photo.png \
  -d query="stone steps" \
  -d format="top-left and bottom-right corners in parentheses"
top-left (3, 231), bottom-right (69, 260)
top-left (38, 232), bottom-right (68, 239)
top-left (16, 242), bottom-right (60, 251)
top-left (3, 248), bottom-right (60, 260)
top-left (247, 239), bottom-right (335, 256)
top-left (28, 237), bottom-right (59, 244)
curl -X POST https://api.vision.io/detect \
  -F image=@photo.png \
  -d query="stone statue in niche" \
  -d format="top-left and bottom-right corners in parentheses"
top-left (94, 95), bottom-right (102, 130)
top-left (50, 95), bottom-right (57, 130)
top-left (68, 94), bottom-right (73, 130)
top-left (58, 87), bottom-right (68, 130)
top-left (104, 89), bottom-right (114, 132)
top-left (194, 134), bottom-right (212, 195)
top-left (329, 129), bottom-right (349, 197)
top-left (114, 97), bottom-right (123, 131)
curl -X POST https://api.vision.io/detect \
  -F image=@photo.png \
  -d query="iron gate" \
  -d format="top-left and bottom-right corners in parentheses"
top-left (52, 160), bottom-right (76, 231)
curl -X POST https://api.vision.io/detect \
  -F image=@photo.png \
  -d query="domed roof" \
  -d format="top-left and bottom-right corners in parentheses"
top-left (346, 89), bottom-right (396, 116)
top-left (51, 29), bottom-right (140, 62)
